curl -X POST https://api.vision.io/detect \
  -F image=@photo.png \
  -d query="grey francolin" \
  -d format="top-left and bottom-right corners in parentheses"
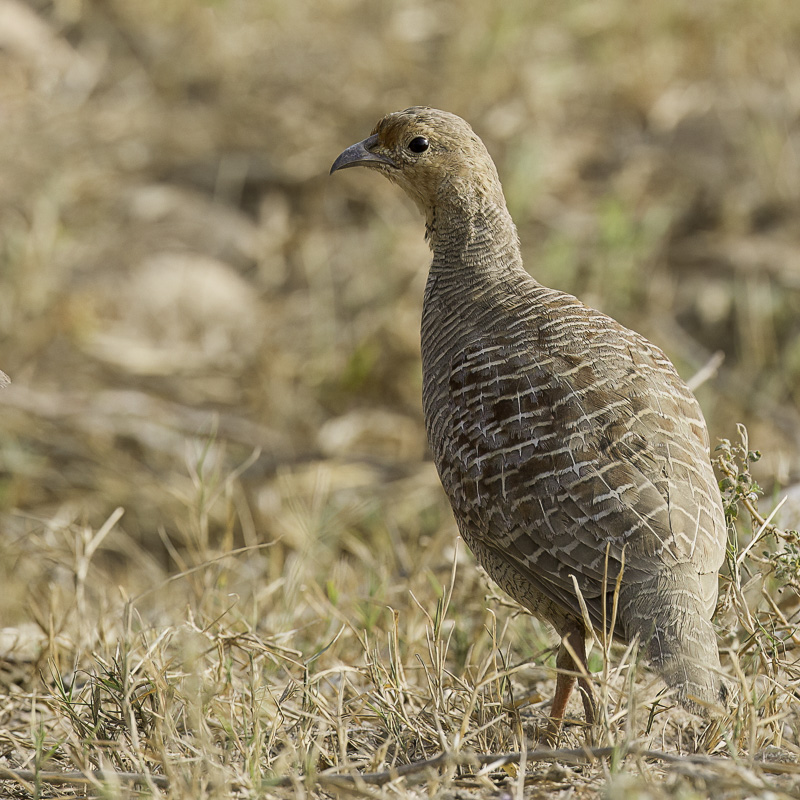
top-left (331, 107), bottom-right (726, 728)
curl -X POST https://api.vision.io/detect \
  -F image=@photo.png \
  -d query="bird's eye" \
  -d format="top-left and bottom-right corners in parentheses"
top-left (408, 136), bottom-right (429, 153)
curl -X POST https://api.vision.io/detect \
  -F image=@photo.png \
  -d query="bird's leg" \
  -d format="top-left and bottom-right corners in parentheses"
top-left (549, 651), bottom-right (576, 723)
top-left (545, 625), bottom-right (595, 741)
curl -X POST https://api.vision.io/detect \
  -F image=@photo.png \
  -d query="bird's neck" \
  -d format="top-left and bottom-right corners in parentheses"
top-left (424, 188), bottom-right (524, 280)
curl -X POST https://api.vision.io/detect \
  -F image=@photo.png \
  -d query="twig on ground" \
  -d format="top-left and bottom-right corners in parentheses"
top-left (4, 746), bottom-right (798, 793)
top-left (0, 767), bottom-right (169, 789)
top-left (261, 745), bottom-right (800, 789)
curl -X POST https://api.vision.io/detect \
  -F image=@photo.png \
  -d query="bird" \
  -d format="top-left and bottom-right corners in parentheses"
top-left (331, 107), bottom-right (727, 730)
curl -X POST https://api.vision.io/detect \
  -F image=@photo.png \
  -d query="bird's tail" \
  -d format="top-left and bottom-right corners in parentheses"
top-left (620, 564), bottom-right (724, 714)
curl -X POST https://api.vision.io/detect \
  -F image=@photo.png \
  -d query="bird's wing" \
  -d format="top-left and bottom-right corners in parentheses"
top-left (434, 311), bottom-right (725, 628)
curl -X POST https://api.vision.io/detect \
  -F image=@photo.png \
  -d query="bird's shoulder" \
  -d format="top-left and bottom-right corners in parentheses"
top-left (442, 282), bottom-right (705, 444)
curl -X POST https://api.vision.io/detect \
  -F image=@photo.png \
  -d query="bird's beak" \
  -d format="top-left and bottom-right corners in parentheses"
top-left (330, 134), bottom-right (396, 174)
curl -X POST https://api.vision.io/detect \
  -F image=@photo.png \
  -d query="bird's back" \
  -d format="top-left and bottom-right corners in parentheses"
top-left (421, 265), bottom-right (726, 708)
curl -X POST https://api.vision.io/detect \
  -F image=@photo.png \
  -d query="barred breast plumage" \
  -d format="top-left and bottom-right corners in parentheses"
top-left (331, 107), bottom-right (726, 728)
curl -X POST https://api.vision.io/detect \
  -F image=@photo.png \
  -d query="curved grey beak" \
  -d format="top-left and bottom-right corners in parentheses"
top-left (330, 134), bottom-right (396, 174)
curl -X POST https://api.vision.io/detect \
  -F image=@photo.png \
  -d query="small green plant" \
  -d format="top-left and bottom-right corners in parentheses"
top-left (714, 424), bottom-right (800, 753)
top-left (716, 423), bottom-right (800, 590)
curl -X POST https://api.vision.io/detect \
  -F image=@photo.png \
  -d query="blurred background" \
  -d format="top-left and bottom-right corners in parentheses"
top-left (1, 0), bottom-right (799, 619)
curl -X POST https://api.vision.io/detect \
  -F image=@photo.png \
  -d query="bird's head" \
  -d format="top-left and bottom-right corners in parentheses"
top-left (330, 107), bottom-right (505, 218)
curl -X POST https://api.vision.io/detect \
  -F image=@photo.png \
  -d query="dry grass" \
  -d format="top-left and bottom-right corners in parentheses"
top-left (1, 0), bottom-right (800, 797)
top-left (1, 434), bottom-right (799, 799)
